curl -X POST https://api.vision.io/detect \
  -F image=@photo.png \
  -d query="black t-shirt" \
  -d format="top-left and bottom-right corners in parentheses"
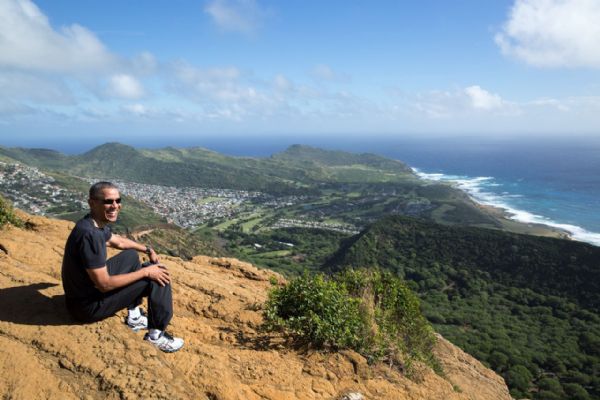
top-left (61, 214), bottom-right (112, 301)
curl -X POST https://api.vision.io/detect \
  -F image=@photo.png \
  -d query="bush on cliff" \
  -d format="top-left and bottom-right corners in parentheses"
top-left (0, 195), bottom-right (23, 229)
top-left (263, 273), bottom-right (365, 349)
top-left (263, 269), bottom-right (439, 375)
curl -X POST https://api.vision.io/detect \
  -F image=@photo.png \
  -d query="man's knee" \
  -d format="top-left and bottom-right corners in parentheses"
top-left (148, 279), bottom-right (172, 292)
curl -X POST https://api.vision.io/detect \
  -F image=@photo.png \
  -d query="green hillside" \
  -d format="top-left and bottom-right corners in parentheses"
top-left (74, 143), bottom-right (306, 194)
top-left (0, 143), bottom-right (302, 195)
top-left (271, 144), bottom-right (415, 182)
top-left (0, 147), bottom-right (70, 170)
top-left (0, 143), bottom-right (418, 192)
top-left (327, 215), bottom-right (600, 399)
top-left (1, 142), bottom-right (510, 232)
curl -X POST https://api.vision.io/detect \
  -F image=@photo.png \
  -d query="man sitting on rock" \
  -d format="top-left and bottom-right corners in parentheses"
top-left (61, 181), bottom-right (184, 353)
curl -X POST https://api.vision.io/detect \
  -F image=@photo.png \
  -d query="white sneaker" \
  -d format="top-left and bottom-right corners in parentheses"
top-left (144, 331), bottom-right (184, 353)
top-left (126, 313), bottom-right (148, 332)
top-left (125, 308), bottom-right (148, 332)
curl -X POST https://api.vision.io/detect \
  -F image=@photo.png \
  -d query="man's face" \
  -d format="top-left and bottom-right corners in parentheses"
top-left (88, 188), bottom-right (121, 226)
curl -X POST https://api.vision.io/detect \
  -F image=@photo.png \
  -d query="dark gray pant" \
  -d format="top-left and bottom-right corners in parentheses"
top-left (67, 249), bottom-right (173, 330)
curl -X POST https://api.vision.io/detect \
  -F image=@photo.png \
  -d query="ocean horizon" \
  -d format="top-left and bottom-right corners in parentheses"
top-left (4, 134), bottom-right (600, 247)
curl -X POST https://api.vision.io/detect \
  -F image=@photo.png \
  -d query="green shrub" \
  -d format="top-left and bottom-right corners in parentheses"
top-left (263, 269), bottom-right (439, 375)
top-left (337, 269), bottom-right (439, 372)
top-left (563, 383), bottom-right (591, 400)
top-left (506, 365), bottom-right (533, 394)
top-left (263, 273), bottom-right (365, 349)
top-left (0, 195), bottom-right (23, 229)
top-left (537, 377), bottom-right (563, 394)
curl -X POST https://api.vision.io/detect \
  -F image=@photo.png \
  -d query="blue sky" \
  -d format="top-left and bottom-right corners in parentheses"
top-left (1, 0), bottom-right (600, 150)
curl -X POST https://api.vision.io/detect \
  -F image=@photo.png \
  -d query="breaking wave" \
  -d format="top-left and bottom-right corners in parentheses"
top-left (413, 168), bottom-right (600, 247)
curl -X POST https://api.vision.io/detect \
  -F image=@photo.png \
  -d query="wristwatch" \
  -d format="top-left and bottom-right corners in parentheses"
top-left (145, 245), bottom-right (153, 255)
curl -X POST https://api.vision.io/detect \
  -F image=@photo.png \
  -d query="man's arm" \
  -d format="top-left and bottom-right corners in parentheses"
top-left (107, 234), bottom-right (159, 263)
top-left (86, 264), bottom-right (170, 292)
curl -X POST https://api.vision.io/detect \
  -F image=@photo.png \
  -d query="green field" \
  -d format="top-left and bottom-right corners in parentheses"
top-left (196, 196), bottom-right (222, 204)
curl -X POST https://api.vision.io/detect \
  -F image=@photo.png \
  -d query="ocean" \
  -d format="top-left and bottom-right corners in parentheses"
top-left (18, 134), bottom-right (600, 247)
top-left (379, 136), bottom-right (600, 247)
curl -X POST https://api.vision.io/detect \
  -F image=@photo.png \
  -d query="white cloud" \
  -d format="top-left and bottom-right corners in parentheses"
top-left (167, 62), bottom-right (283, 121)
top-left (0, 1), bottom-right (160, 107)
top-left (107, 74), bottom-right (145, 99)
top-left (495, 0), bottom-right (600, 67)
top-left (204, 0), bottom-right (267, 35)
top-left (312, 64), bottom-right (336, 81)
top-left (0, 101), bottom-right (36, 117)
top-left (166, 62), bottom-right (373, 123)
top-left (273, 74), bottom-right (292, 92)
top-left (464, 85), bottom-right (504, 110)
top-left (122, 103), bottom-right (148, 116)
top-left (131, 52), bottom-right (158, 76)
top-left (170, 62), bottom-right (256, 103)
top-left (310, 64), bottom-right (350, 83)
top-left (0, 0), bottom-right (116, 72)
top-left (413, 90), bottom-right (463, 118)
top-left (407, 85), bottom-right (514, 118)
top-left (527, 97), bottom-right (570, 111)
top-left (0, 71), bottom-right (74, 104)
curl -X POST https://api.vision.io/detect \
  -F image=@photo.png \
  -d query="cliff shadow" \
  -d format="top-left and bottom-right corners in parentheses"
top-left (0, 282), bottom-right (80, 326)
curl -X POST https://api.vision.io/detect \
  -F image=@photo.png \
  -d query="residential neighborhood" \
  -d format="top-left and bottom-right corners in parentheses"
top-left (271, 218), bottom-right (359, 234)
top-left (105, 179), bottom-right (266, 228)
top-left (0, 162), bottom-right (359, 233)
top-left (0, 162), bottom-right (86, 215)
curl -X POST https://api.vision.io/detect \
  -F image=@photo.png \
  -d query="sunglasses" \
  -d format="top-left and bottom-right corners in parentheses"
top-left (97, 198), bottom-right (122, 205)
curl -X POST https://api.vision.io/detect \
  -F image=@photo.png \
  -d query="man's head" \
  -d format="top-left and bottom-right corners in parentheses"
top-left (88, 181), bottom-right (121, 227)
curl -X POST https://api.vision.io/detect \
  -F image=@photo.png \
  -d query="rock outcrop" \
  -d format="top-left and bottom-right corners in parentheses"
top-left (0, 212), bottom-right (511, 399)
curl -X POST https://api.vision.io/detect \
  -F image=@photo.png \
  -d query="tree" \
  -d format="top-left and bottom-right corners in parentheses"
top-left (505, 365), bottom-right (533, 394)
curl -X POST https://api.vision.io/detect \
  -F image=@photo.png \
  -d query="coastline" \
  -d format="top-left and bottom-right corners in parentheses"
top-left (474, 202), bottom-right (572, 241)
top-left (410, 168), bottom-right (599, 245)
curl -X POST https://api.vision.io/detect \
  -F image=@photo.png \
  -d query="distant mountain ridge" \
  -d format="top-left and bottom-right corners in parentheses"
top-left (273, 144), bottom-right (414, 172)
top-left (1, 142), bottom-right (574, 240)
top-left (0, 142), bottom-right (415, 195)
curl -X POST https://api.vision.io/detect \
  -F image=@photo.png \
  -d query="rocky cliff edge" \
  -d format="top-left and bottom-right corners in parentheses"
top-left (0, 212), bottom-right (511, 400)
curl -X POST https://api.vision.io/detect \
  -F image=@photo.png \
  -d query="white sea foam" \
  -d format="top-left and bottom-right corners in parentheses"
top-left (412, 168), bottom-right (600, 247)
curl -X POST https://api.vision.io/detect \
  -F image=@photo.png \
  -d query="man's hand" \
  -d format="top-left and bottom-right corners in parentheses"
top-left (144, 264), bottom-right (170, 286)
top-left (148, 247), bottom-right (160, 264)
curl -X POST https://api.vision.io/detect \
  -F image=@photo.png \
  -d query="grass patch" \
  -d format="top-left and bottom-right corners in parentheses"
top-left (213, 218), bottom-right (241, 231)
top-left (0, 195), bottom-right (24, 229)
top-left (254, 249), bottom-right (292, 257)
top-left (240, 216), bottom-right (265, 232)
top-left (196, 196), bottom-right (222, 205)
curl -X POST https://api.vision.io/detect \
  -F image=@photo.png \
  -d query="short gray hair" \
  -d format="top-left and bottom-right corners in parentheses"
top-left (89, 181), bottom-right (119, 199)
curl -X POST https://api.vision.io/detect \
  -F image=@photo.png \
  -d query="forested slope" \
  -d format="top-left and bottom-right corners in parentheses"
top-left (327, 215), bottom-right (600, 399)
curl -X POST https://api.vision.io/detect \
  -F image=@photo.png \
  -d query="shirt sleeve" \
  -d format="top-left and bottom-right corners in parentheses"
top-left (80, 230), bottom-right (107, 269)
top-left (104, 226), bottom-right (112, 242)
